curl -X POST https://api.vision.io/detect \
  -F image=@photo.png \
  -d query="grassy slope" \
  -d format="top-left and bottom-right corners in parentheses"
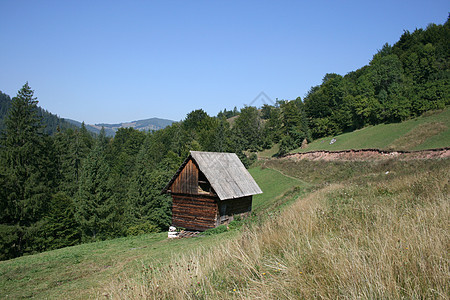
top-left (0, 166), bottom-right (302, 299)
top-left (107, 158), bottom-right (449, 299)
top-left (2, 110), bottom-right (448, 299)
top-left (249, 166), bottom-right (308, 211)
top-left (290, 108), bottom-right (450, 153)
top-left (258, 144), bottom-right (280, 158)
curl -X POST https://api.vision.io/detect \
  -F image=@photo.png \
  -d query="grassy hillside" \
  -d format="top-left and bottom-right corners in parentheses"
top-left (249, 166), bottom-right (309, 211)
top-left (108, 158), bottom-right (449, 299)
top-left (0, 166), bottom-right (302, 299)
top-left (1, 157), bottom-right (447, 299)
top-left (290, 108), bottom-right (450, 153)
top-left (1, 145), bottom-right (447, 299)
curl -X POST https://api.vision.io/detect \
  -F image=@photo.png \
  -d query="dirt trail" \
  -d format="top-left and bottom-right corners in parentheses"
top-left (283, 148), bottom-right (450, 161)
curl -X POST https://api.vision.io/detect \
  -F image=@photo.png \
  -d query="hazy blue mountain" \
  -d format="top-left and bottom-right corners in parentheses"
top-left (65, 117), bottom-right (175, 136)
top-left (1, 90), bottom-right (174, 137)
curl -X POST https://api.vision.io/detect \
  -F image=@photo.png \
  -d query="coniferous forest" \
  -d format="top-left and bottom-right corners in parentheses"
top-left (0, 18), bottom-right (449, 260)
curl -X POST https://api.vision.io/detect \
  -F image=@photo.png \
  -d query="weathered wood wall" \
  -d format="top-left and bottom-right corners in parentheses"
top-left (171, 159), bottom-right (199, 195)
top-left (172, 195), bottom-right (219, 231)
top-left (218, 196), bottom-right (252, 225)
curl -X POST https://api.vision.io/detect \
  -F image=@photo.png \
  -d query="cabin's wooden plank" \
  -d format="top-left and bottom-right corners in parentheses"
top-left (218, 196), bottom-right (252, 222)
top-left (172, 215), bottom-right (217, 222)
top-left (172, 194), bottom-right (219, 231)
top-left (171, 159), bottom-right (199, 195)
top-left (173, 203), bottom-right (216, 210)
top-left (172, 209), bottom-right (216, 216)
top-left (172, 219), bottom-right (216, 231)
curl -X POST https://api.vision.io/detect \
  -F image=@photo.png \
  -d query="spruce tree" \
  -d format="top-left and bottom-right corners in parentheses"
top-left (126, 134), bottom-right (172, 231)
top-left (75, 128), bottom-right (117, 241)
top-left (42, 192), bottom-right (81, 250)
top-left (0, 83), bottom-right (54, 257)
top-left (54, 126), bottom-right (92, 197)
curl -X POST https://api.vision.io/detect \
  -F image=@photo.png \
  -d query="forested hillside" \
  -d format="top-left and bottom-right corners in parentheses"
top-left (0, 90), bottom-right (78, 135)
top-left (262, 18), bottom-right (449, 155)
top-left (303, 21), bottom-right (449, 138)
top-left (0, 18), bottom-right (448, 260)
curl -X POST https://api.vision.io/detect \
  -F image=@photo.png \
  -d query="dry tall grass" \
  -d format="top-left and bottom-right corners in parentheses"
top-left (108, 159), bottom-right (449, 299)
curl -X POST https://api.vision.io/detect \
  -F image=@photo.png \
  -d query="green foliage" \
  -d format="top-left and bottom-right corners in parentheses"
top-left (0, 224), bottom-right (21, 260)
top-left (232, 106), bottom-right (263, 152)
top-left (201, 224), bottom-right (228, 235)
top-left (217, 106), bottom-right (240, 119)
top-left (54, 125), bottom-right (93, 197)
top-left (0, 89), bottom-right (77, 136)
top-left (0, 91), bottom-right (12, 132)
top-left (276, 98), bottom-right (310, 155)
top-left (126, 133), bottom-right (173, 231)
top-left (75, 128), bottom-right (120, 241)
top-left (42, 192), bottom-right (81, 250)
top-left (263, 105), bottom-right (282, 143)
top-left (278, 135), bottom-right (296, 156)
top-left (127, 221), bottom-right (160, 236)
top-left (0, 83), bottom-right (57, 258)
top-left (236, 151), bottom-right (258, 168)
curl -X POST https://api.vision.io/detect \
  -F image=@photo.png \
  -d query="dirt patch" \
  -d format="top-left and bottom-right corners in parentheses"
top-left (283, 148), bottom-right (450, 161)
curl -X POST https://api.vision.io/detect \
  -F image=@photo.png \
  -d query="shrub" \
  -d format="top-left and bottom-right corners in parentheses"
top-left (127, 221), bottom-right (160, 236)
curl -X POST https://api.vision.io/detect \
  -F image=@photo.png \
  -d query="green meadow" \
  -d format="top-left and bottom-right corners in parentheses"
top-left (291, 108), bottom-right (450, 153)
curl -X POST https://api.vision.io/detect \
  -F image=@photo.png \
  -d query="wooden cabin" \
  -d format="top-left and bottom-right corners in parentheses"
top-left (162, 151), bottom-right (263, 231)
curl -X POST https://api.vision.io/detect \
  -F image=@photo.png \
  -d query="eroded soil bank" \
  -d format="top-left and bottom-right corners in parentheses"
top-left (284, 148), bottom-right (450, 161)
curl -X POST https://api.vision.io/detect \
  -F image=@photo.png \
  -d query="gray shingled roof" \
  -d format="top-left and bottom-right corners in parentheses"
top-left (164, 151), bottom-right (263, 200)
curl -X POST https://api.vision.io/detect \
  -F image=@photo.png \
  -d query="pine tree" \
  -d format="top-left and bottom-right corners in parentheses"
top-left (42, 192), bottom-right (81, 250)
top-left (75, 128), bottom-right (117, 241)
top-left (54, 126), bottom-right (92, 197)
top-left (0, 83), bottom-right (54, 257)
top-left (126, 134), bottom-right (172, 231)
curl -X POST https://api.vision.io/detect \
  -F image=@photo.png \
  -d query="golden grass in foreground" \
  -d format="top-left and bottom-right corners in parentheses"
top-left (108, 160), bottom-right (449, 299)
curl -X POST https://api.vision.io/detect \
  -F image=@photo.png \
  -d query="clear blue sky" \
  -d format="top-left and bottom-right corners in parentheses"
top-left (0, 1), bottom-right (448, 124)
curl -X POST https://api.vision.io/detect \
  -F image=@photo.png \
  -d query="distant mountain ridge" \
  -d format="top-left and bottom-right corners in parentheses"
top-left (1, 90), bottom-right (175, 137)
top-left (65, 117), bottom-right (175, 136)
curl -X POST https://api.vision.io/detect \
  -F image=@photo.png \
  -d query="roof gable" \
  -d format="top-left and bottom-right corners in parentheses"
top-left (163, 151), bottom-right (262, 200)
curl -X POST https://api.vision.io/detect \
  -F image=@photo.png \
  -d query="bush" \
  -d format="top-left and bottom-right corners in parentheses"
top-left (201, 225), bottom-right (228, 235)
top-left (127, 221), bottom-right (160, 236)
top-left (0, 224), bottom-right (21, 261)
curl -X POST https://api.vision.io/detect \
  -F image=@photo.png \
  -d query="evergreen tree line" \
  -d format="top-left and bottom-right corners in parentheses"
top-left (0, 91), bottom-right (78, 135)
top-left (0, 18), bottom-right (448, 260)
